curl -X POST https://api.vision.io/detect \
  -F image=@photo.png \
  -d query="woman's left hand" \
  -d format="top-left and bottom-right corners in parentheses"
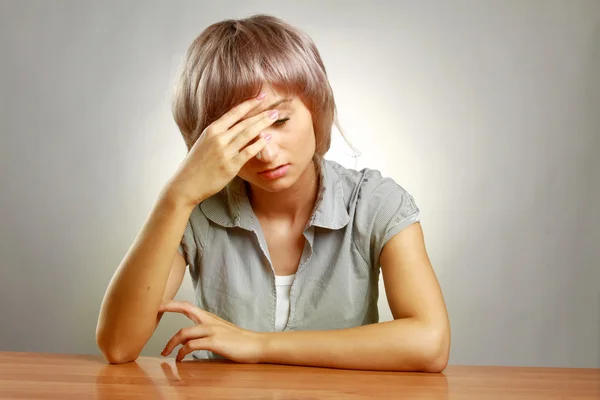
top-left (159, 300), bottom-right (265, 363)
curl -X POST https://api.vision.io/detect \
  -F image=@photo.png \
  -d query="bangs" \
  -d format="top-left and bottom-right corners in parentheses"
top-left (200, 20), bottom-right (324, 124)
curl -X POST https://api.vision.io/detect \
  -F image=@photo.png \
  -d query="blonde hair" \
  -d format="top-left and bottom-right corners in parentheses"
top-left (172, 14), bottom-right (353, 158)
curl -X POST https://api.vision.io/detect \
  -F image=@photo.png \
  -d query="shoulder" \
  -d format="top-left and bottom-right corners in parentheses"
top-left (324, 159), bottom-right (420, 266)
top-left (324, 159), bottom-right (418, 216)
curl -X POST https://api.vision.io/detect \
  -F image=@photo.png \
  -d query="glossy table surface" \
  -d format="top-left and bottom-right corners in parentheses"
top-left (0, 352), bottom-right (598, 399)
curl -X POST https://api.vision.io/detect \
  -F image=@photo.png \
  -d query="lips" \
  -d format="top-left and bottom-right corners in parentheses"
top-left (259, 165), bottom-right (285, 174)
top-left (257, 164), bottom-right (291, 180)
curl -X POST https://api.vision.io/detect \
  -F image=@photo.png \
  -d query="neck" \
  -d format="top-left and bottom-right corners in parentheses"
top-left (248, 161), bottom-right (320, 226)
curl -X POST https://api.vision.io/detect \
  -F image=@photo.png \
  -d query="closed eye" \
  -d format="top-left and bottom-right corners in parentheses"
top-left (273, 117), bottom-right (290, 127)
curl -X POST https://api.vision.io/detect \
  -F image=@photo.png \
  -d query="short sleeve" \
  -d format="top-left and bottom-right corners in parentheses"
top-left (354, 170), bottom-right (420, 268)
top-left (178, 205), bottom-right (208, 270)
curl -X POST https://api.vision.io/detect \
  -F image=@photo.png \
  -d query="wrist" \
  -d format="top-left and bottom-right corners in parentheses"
top-left (158, 186), bottom-right (196, 215)
top-left (255, 332), bottom-right (272, 364)
top-left (160, 182), bottom-right (203, 212)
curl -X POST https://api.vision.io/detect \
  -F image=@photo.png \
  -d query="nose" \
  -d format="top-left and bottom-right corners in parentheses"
top-left (256, 140), bottom-right (280, 163)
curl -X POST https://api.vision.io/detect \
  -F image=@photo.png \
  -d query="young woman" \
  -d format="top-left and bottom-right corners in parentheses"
top-left (96, 14), bottom-right (450, 372)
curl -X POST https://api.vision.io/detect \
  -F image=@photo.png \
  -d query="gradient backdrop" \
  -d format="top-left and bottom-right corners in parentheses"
top-left (1, 0), bottom-right (599, 367)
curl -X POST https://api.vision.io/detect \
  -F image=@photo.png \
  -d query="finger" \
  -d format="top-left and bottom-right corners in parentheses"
top-left (232, 135), bottom-right (271, 167)
top-left (176, 338), bottom-right (213, 362)
top-left (162, 325), bottom-right (212, 357)
top-left (158, 300), bottom-right (204, 325)
top-left (222, 108), bottom-right (278, 145)
top-left (159, 300), bottom-right (223, 326)
top-left (210, 93), bottom-right (267, 132)
top-left (227, 110), bottom-right (278, 155)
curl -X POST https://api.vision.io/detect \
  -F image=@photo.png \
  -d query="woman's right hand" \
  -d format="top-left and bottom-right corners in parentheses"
top-left (165, 93), bottom-right (278, 208)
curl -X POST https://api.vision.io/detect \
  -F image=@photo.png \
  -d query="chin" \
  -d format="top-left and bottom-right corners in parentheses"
top-left (250, 175), bottom-right (297, 193)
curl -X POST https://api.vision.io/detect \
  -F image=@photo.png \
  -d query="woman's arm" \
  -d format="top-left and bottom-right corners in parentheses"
top-left (96, 94), bottom-right (280, 364)
top-left (95, 191), bottom-right (192, 364)
top-left (257, 223), bottom-right (449, 372)
top-left (161, 222), bottom-right (450, 372)
top-left (258, 222), bottom-right (449, 371)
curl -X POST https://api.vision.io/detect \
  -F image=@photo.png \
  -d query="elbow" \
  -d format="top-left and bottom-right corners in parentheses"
top-left (422, 350), bottom-right (449, 373)
top-left (417, 326), bottom-right (450, 373)
top-left (100, 347), bottom-right (138, 365)
top-left (96, 328), bottom-right (139, 365)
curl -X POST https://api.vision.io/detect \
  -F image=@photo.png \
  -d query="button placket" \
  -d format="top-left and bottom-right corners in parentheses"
top-left (284, 226), bottom-right (314, 331)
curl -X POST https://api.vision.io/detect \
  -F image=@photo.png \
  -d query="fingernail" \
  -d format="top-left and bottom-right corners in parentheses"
top-left (265, 134), bottom-right (272, 142)
top-left (268, 110), bottom-right (279, 120)
top-left (256, 92), bottom-right (266, 100)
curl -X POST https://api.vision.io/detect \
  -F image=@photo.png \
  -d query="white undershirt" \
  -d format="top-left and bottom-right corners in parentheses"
top-left (274, 274), bottom-right (295, 331)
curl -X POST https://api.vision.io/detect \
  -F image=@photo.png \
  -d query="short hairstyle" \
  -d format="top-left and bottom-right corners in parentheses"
top-left (172, 14), bottom-right (344, 157)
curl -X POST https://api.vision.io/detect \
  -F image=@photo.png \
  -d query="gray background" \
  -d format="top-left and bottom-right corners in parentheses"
top-left (1, 0), bottom-right (598, 368)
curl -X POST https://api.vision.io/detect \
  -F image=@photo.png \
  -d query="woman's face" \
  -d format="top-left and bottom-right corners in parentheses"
top-left (237, 85), bottom-right (316, 193)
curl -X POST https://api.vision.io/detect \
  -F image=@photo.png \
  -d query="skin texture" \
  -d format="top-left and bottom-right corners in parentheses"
top-left (96, 91), bottom-right (277, 363)
top-left (97, 85), bottom-right (450, 371)
top-left (239, 85), bottom-right (322, 277)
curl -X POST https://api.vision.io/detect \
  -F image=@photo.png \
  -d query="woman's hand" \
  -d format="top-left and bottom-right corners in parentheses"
top-left (166, 93), bottom-right (279, 208)
top-left (159, 300), bottom-right (265, 363)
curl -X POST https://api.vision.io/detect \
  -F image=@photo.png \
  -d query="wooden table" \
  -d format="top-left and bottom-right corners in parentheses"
top-left (0, 352), bottom-right (598, 399)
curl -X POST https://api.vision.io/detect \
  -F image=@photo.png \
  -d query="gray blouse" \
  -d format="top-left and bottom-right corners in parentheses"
top-left (178, 159), bottom-right (420, 359)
